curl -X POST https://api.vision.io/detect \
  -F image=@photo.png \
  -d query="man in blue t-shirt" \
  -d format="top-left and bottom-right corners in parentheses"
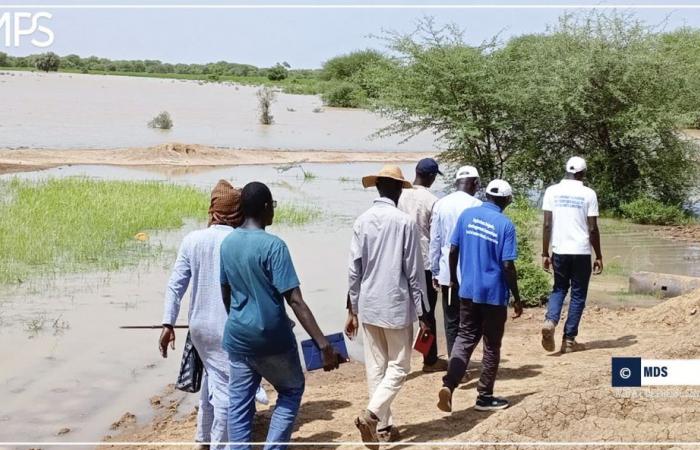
top-left (220, 181), bottom-right (341, 449)
top-left (436, 179), bottom-right (523, 414)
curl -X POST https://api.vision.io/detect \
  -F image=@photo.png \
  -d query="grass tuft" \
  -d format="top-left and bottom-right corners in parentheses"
top-left (275, 203), bottom-right (322, 226)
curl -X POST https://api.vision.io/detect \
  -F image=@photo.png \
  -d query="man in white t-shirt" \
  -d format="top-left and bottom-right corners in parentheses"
top-left (541, 156), bottom-right (603, 354)
top-left (429, 165), bottom-right (482, 360)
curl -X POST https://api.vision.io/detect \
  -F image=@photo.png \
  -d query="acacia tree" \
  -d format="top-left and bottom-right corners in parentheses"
top-left (369, 14), bottom-right (699, 209)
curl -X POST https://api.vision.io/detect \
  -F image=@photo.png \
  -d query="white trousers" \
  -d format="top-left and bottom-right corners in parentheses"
top-left (362, 323), bottom-right (413, 430)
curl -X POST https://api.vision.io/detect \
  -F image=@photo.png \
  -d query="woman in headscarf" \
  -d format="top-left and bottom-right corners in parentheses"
top-left (159, 179), bottom-right (267, 450)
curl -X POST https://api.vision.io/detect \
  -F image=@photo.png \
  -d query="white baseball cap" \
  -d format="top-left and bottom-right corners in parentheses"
top-left (455, 165), bottom-right (480, 180)
top-left (485, 179), bottom-right (513, 197)
top-left (566, 156), bottom-right (587, 174)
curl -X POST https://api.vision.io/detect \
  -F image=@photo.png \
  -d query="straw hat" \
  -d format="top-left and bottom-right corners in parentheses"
top-left (362, 165), bottom-right (413, 189)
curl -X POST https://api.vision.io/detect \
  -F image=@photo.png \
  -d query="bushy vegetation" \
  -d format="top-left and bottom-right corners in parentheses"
top-left (321, 82), bottom-right (367, 108)
top-left (147, 111), bottom-right (173, 130)
top-left (369, 14), bottom-right (700, 211)
top-left (257, 87), bottom-right (276, 125)
top-left (619, 197), bottom-right (688, 225)
top-left (508, 197), bottom-right (551, 307)
top-left (319, 50), bottom-right (391, 107)
top-left (267, 62), bottom-right (289, 81)
top-left (34, 52), bottom-right (60, 72)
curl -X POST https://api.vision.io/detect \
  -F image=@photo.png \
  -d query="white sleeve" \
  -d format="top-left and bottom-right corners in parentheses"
top-left (542, 187), bottom-right (553, 211)
top-left (587, 190), bottom-right (599, 217)
top-left (348, 221), bottom-right (363, 315)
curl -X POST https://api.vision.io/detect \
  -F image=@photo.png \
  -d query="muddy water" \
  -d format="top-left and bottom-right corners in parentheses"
top-left (0, 71), bottom-right (437, 152)
top-left (1, 163), bottom-right (698, 445)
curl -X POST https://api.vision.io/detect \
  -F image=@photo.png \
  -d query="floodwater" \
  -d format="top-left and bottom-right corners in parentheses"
top-left (1, 163), bottom-right (699, 445)
top-left (0, 71), bottom-right (437, 152)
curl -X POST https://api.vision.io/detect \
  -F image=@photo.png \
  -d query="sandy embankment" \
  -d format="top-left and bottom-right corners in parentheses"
top-left (0, 143), bottom-right (433, 174)
top-left (104, 289), bottom-right (700, 449)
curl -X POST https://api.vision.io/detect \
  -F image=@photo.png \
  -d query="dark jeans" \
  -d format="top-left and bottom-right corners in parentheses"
top-left (440, 284), bottom-right (460, 358)
top-left (421, 270), bottom-right (439, 365)
top-left (545, 253), bottom-right (592, 339)
top-left (443, 299), bottom-right (507, 396)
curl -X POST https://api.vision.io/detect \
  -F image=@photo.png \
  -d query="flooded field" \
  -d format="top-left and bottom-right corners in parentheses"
top-left (1, 162), bottom-right (699, 444)
top-left (0, 71), bottom-right (436, 152)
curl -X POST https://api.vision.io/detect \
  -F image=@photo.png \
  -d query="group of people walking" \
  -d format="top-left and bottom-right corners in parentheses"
top-left (159, 155), bottom-right (603, 450)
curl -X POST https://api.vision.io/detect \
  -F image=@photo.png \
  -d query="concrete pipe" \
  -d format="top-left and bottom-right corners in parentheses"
top-left (629, 271), bottom-right (700, 299)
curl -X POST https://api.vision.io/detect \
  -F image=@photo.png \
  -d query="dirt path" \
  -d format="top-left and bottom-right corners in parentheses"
top-left (103, 289), bottom-right (700, 449)
top-left (0, 143), bottom-right (432, 174)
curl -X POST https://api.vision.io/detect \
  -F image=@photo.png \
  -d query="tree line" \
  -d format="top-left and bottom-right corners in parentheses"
top-left (1, 12), bottom-right (698, 212)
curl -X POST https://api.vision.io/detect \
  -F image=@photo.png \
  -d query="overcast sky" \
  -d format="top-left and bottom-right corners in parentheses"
top-left (4, 0), bottom-right (700, 68)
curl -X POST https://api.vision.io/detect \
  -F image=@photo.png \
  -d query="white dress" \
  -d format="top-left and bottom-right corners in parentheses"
top-left (162, 224), bottom-right (267, 448)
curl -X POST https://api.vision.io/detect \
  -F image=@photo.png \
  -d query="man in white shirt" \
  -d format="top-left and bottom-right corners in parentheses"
top-left (541, 156), bottom-right (603, 354)
top-left (398, 158), bottom-right (443, 372)
top-left (345, 165), bottom-right (429, 448)
top-left (429, 166), bottom-right (482, 359)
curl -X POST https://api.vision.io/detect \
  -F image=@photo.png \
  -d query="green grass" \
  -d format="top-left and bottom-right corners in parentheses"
top-left (0, 177), bottom-right (208, 285)
top-left (0, 178), bottom-right (324, 284)
top-left (275, 203), bottom-right (322, 226)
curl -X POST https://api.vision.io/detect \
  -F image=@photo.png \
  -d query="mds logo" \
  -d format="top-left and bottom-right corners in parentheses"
top-left (0, 12), bottom-right (54, 48)
top-left (644, 366), bottom-right (668, 377)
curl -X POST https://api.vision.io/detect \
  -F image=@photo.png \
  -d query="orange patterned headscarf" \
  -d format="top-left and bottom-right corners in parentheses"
top-left (208, 179), bottom-right (243, 228)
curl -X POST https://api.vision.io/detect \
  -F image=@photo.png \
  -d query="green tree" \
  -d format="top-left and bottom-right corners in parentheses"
top-left (267, 63), bottom-right (289, 81)
top-left (0, 52), bottom-right (7, 67)
top-left (35, 52), bottom-right (60, 72)
top-left (370, 15), bottom-right (699, 210)
top-left (61, 54), bottom-right (83, 69)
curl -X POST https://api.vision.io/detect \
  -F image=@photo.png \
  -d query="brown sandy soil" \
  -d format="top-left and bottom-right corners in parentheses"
top-left (0, 143), bottom-right (433, 174)
top-left (103, 289), bottom-right (700, 450)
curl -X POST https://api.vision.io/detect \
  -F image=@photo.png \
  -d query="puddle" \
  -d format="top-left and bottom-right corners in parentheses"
top-left (0, 71), bottom-right (437, 152)
top-left (0, 162), bottom-right (697, 443)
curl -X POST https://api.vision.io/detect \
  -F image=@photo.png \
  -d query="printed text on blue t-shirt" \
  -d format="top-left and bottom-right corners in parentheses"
top-left (466, 218), bottom-right (498, 244)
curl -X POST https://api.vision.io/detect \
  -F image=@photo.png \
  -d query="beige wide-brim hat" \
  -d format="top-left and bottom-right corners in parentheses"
top-left (362, 165), bottom-right (413, 189)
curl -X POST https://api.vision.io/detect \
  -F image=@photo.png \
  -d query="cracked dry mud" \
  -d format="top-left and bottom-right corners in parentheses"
top-left (104, 289), bottom-right (700, 450)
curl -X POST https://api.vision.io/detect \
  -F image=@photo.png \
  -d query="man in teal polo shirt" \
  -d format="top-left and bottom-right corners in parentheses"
top-left (220, 181), bottom-right (341, 449)
top-left (437, 179), bottom-right (523, 413)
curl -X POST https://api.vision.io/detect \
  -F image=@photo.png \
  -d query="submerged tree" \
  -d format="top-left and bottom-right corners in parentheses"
top-left (148, 111), bottom-right (173, 130)
top-left (257, 87), bottom-right (276, 125)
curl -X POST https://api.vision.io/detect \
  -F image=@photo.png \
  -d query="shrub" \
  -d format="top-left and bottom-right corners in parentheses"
top-left (619, 197), bottom-right (688, 225)
top-left (148, 111), bottom-right (173, 130)
top-left (507, 197), bottom-right (551, 307)
top-left (34, 52), bottom-right (60, 72)
top-left (320, 49), bottom-right (387, 81)
top-left (267, 63), bottom-right (288, 81)
top-left (321, 82), bottom-right (367, 108)
top-left (257, 87), bottom-right (276, 125)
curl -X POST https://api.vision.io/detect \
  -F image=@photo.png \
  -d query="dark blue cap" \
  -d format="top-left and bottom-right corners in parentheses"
top-left (416, 158), bottom-right (443, 176)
